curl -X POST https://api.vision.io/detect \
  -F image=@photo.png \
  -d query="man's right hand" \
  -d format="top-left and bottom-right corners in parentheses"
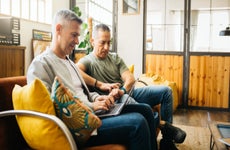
top-left (92, 95), bottom-right (115, 111)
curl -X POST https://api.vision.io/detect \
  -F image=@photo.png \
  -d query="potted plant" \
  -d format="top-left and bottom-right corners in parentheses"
top-left (72, 6), bottom-right (93, 54)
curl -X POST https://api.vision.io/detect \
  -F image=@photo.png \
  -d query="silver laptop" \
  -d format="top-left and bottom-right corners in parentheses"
top-left (95, 84), bottom-right (135, 118)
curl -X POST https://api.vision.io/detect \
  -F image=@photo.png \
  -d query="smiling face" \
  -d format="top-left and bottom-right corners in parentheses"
top-left (92, 30), bottom-right (111, 59)
top-left (55, 20), bottom-right (81, 59)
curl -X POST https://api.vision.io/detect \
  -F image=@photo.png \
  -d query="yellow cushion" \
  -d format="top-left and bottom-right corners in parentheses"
top-left (128, 64), bottom-right (134, 74)
top-left (12, 79), bottom-right (71, 150)
top-left (136, 74), bottom-right (179, 112)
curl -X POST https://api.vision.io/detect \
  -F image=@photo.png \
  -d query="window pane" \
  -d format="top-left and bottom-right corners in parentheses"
top-left (149, 25), bottom-right (165, 50)
top-left (165, 25), bottom-right (183, 51)
top-left (211, 0), bottom-right (230, 52)
top-left (21, 0), bottom-right (29, 19)
top-left (190, 0), bottom-right (230, 52)
top-left (191, 11), bottom-right (211, 51)
top-left (210, 11), bottom-right (230, 52)
top-left (146, 0), bottom-right (184, 51)
top-left (45, 0), bottom-right (52, 24)
top-left (38, 0), bottom-right (45, 22)
top-left (11, 0), bottom-right (20, 17)
top-left (88, 0), bottom-right (113, 27)
top-left (0, 0), bottom-right (10, 15)
top-left (30, 0), bottom-right (38, 21)
top-left (87, 0), bottom-right (114, 49)
top-left (166, 0), bottom-right (184, 25)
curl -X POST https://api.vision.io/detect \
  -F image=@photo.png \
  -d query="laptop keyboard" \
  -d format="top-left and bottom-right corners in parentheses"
top-left (108, 103), bottom-right (122, 114)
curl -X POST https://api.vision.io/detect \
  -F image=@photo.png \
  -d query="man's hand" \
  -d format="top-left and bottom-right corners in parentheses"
top-left (98, 82), bottom-right (121, 92)
top-left (92, 95), bottom-right (115, 111)
top-left (109, 88), bottom-right (125, 100)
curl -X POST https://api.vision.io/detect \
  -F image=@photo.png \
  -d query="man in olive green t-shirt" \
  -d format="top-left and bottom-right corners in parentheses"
top-left (78, 24), bottom-right (186, 149)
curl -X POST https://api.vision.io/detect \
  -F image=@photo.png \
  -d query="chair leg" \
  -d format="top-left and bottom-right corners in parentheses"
top-left (210, 134), bottom-right (215, 150)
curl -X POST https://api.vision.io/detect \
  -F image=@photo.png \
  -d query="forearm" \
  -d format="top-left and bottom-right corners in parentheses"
top-left (79, 69), bottom-right (103, 88)
top-left (122, 75), bottom-right (135, 92)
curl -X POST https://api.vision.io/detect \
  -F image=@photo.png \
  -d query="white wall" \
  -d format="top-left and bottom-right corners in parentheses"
top-left (20, 20), bottom-right (51, 72)
top-left (117, 0), bottom-right (144, 78)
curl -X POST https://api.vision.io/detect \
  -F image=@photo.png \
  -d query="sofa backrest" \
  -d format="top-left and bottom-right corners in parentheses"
top-left (0, 76), bottom-right (30, 149)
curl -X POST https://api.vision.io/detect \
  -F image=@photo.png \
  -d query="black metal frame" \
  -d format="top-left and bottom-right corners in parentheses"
top-left (145, 51), bottom-right (183, 56)
top-left (142, 0), bottom-right (147, 73)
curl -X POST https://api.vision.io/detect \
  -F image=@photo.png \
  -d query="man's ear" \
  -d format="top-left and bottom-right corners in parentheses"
top-left (56, 24), bottom-right (62, 34)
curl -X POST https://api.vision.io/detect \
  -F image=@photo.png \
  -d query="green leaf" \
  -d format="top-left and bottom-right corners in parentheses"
top-left (86, 47), bottom-right (93, 55)
top-left (78, 41), bottom-right (86, 48)
top-left (77, 12), bottom-right (81, 17)
top-left (72, 6), bottom-right (82, 17)
top-left (75, 6), bottom-right (79, 12)
top-left (82, 23), bottom-right (88, 30)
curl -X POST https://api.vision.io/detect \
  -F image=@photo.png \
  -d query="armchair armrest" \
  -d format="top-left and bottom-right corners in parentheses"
top-left (0, 110), bottom-right (78, 150)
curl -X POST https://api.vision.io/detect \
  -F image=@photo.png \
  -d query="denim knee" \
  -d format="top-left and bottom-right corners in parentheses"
top-left (126, 113), bottom-right (152, 150)
top-left (122, 104), bottom-right (158, 150)
top-left (85, 113), bottom-right (153, 150)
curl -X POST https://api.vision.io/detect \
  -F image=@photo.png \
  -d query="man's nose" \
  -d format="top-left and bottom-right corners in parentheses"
top-left (74, 37), bottom-right (79, 45)
top-left (104, 43), bottom-right (110, 50)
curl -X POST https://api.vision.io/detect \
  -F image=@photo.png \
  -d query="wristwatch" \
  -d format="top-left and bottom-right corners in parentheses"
top-left (120, 86), bottom-right (127, 94)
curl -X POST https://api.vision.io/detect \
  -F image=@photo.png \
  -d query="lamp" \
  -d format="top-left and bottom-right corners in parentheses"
top-left (219, 0), bottom-right (230, 36)
top-left (219, 27), bottom-right (230, 36)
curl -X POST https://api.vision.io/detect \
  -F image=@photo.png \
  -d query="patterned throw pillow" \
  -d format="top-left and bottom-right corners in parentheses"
top-left (51, 77), bottom-right (102, 146)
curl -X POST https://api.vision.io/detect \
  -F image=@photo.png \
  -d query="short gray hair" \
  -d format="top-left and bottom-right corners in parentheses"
top-left (92, 24), bottom-right (111, 38)
top-left (52, 9), bottom-right (82, 34)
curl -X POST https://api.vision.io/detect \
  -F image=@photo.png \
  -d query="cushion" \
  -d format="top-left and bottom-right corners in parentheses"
top-left (51, 77), bottom-right (102, 146)
top-left (136, 74), bottom-right (179, 112)
top-left (12, 79), bottom-right (71, 150)
top-left (128, 64), bottom-right (134, 74)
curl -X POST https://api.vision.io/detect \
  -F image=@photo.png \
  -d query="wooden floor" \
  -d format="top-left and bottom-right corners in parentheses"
top-left (173, 109), bottom-right (230, 127)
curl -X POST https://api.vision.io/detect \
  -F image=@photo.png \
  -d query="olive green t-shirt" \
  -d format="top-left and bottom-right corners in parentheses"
top-left (78, 52), bottom-right (128, 95)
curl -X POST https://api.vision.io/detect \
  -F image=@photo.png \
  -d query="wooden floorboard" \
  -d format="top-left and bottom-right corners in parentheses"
top-left (173, 109), bottom-right (230, 127)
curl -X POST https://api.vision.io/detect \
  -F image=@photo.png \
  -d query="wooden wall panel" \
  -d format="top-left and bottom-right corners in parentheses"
top-left (146, 54), bottom-right (230, 109)
top-left (189, 56), bottom-right (230, 108)
top-left (145, 54), bottom-right (183, 105)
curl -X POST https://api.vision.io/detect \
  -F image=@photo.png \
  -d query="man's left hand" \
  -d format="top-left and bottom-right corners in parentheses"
top-left (98, 82), bottom-right (121, 92)
top-left (109, 88), bottom-right (124, 100)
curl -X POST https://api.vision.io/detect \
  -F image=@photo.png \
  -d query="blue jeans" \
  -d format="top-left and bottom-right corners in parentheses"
top-left (132, 85), bottom-right (173, 123)
top-left (85, 104), bottom-right (157, 150)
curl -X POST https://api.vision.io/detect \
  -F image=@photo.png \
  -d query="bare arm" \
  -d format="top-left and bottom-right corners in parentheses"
top-left (77, 63), bottom-right (120, 92)
top-left (109, 70), bottom-right (135, 99)
top-left (121, 70), bottom-right (135, 92)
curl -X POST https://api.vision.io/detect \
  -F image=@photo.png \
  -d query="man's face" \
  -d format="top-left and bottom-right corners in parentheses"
top-left (92, 30), bottom-right (111, 59)
top-left (58, 21), bottom-right (81, 56)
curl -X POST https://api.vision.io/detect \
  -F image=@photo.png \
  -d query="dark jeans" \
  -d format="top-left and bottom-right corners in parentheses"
top-left (132, 85), bottom-right (173, 123)
top-left (85, 104), bottom-right (158, 150)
